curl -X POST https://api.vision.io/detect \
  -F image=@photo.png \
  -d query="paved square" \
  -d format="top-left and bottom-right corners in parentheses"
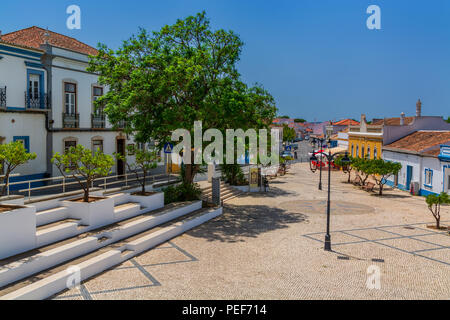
top-left (55, 163), bottom-right (450, 300)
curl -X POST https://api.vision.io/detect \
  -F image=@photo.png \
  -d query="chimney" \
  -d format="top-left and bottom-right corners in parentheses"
top-left (361, 114), bottom-right (366, 123)
top-left (416, 99), bottom-right (422, 117)
top-left (400, 112), bottom-right (405, 125)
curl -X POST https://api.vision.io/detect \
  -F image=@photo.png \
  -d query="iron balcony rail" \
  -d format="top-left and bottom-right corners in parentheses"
top-left (91, 113), bottom-right (106, 129)
top-left (24, 91), bottom-right (51, 109)
top-left (0, 86), bottom-right (6, 109)
top-left (63, 113), bottom-right (80, 128)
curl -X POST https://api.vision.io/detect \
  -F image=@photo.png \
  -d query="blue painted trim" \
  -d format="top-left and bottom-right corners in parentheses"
top-left (26, 69), bottom-right (45, 109)
top-left (6, 106), bottom-right (26, 111)
top-left (0, 50), bottom-right (41, 62)
top-left (419, 189), bottom-right (438, 197)
top-left (25, 61), bottom-right (44, 69)
top-left (424, 168), bottom-right (433, 189)
top-left (13, 136), bottom-right (30, 152)
top-left (0, 44), bottom-right (42, 58)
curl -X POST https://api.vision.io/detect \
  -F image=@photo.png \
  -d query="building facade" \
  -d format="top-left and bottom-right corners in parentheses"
top-left (383, 131), bottom-right (450, 196)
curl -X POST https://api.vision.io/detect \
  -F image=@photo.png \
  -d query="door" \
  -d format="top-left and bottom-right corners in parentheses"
top-left (406, 165), bottom-right (413, 191)
top-left (28, 74), bottom-right (40, 108)
top-left (116, 139), bottom-right (126, 177)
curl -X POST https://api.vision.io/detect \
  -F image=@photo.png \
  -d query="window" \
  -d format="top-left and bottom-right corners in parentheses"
top-left (64, 83), bottom-right (77, 114)
top-left (93, 86), bottom-right (103, 115)
top-left (64, 140), bottom-right (77, 153)
top-left (425, 169), bottom-right (433, 187)
top-left (374, 147), bottom-right (378, 159)
top-left (356, 145), bottom-right (359, 158)
top-left (29, 74), bottom-right (40, 100)
top-left (92, 139), bottom-right (103, 153)
top-left (13, 136), bottom-right (30, 152)
top-left (361, 145), bottom-right (365, 158)
top-left (351, 144), bottom-right (354, 157)
top-left (367, 147), bottom-right (371, 159)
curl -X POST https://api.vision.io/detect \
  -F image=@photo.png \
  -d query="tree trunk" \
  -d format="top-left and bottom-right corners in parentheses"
top-left (347, 171), bottom-right (351, 183)
top-left (1, 169), bottom-right (11, 196)
top-left (436, 204), bottom-right (441, 229)
top-left (142, 171), bottom-right (146, 194)
top-left (379, 183), bottom-right (383, 196)
top-left (84, 183), bottom-right (90, 202)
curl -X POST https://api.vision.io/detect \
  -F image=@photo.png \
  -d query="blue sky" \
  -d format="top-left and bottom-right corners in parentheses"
top-left (2, 0), bottom-right (449, 121)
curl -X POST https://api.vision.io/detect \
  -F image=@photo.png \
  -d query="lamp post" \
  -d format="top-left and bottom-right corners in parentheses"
top-left (310, 142), bottom-right (350, 251)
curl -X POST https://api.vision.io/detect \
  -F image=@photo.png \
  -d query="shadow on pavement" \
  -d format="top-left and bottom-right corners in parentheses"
top-left (187, 204), bottom-right (308, 243)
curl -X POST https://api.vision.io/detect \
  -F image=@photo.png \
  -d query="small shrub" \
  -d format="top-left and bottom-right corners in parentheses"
top-left (163, 182), bottom-right (201, 205)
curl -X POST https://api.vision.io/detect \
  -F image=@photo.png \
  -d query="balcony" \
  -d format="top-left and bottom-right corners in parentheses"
top-left (117, 120), bottom-right (126, 129)
top-left (0, 87), bottom-right (6, 109)
top-left (63, 113), bottom-right (80, 129)
top-left (91, 113), bottom-right (106, 129)
top-left (24, 92), bottom-right (51, 110)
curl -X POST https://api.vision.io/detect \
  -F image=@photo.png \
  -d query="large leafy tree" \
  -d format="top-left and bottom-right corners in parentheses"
top-left (0, 141), bottom-right (37, 196)
top-left (89, 12), bottom-right (276, 184)
top-left (282, 124), bottom-right (296, 142)
top-left (52, 145), bottom-right (114, 202)
top-left (367, 159), bottom-right (402, 195)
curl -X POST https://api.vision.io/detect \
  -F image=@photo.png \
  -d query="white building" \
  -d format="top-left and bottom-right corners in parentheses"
top-left (1, 27), bottom-right (164, 185)
top-left (383, 131), bottom-right (450, 196)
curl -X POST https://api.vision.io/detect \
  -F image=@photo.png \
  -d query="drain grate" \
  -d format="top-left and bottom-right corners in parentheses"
top-left (337, 256), bottom-right (350, 260)
top-left (404, 226), bottom-right (415, 230)
top-left (372, 258), bottom-right (385, 263)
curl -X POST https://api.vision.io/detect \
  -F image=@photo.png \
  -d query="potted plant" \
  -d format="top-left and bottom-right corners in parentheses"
top-left (52, 145), bottom-right (115, 228)
top-left (116, 145), bottom-right (164, 210)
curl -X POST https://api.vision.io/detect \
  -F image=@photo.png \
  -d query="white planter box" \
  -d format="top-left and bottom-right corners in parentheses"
top-left (62, 197), bottom-right (114, 229)
top-left (0, 195), bottom-right (25, 206)
top-left (129, 192), bottom-right (164, 211)
top-left (0, 205), bottom-right (36, 259)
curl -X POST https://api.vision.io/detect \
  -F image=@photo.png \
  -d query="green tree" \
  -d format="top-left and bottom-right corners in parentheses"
top-left (52, 145), bottom-right (114, 202)
top-left (0, 141), bottom-right (37, 196)
top-left (352, 157), bottom-right (371, 185)
top-left (335, 155), bottom-right (354, 183)
top-left (368, 159), bottom-right (402, 195)
top-left (294, 118), bottom-right (306, 123)
top-left (426, 193), bottom-right (450, 229)
top-left (282, 124), bottom-right (296, 142)
top-left (116, 145), bottom-right (160, 195)
top-left (88, 12), bottom-right (276, 186)
top-left (446, 117), bottom-right (450, 124)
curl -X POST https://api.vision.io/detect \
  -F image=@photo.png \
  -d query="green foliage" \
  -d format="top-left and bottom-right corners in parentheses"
top-left (282, 124), bottom-right (296, 142)
top-left (52, 145), bottom-right (114, 202)
top-left (88, 11), bottom-right (277, 185)
top-left (221, 164), bottom-right (247, 186)
top-left (279, 115), bottom-right (290, 119)
top-left (116, 145), bottom-right (160, 194)
top-left (446, 117), bottom-right (450, 124)
top-left (367, 159), bottom-right (402, 195)
top-left (0, 141), bottom-right (37, 196)
top-left (294, 118), bottom-right (306, 123)
top-left (163, 182), bottom-right (202, 205)
top-left (426, 192), bottom-right (450, 229)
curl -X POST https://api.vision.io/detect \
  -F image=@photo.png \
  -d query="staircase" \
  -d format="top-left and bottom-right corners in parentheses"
top-left (0, 195), bottom-right (222, 300)
top-left (201, 181), bottom-right (243, 203)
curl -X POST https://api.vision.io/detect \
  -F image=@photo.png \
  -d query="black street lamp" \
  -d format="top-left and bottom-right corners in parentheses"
top-left (310, 142), bottom-right (350, 251)
top-left (311, 137), bottom-right (325, 190)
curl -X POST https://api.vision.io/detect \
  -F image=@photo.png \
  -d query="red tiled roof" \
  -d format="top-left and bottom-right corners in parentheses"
top-left (2, 26), bottom-right (98, 56)
top-left (333, 119), bottom-right (359, 126)
top-left (372, 117), bottom-right (415, 126)
top-left (384, 131), bottom-right (450, 155)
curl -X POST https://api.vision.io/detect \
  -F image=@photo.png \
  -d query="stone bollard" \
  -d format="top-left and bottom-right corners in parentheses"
top-left (212, 177), bottom-right (221, 206)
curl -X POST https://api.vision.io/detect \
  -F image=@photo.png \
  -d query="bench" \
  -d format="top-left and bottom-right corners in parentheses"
top-left (362, 182), bottom-right (376, 192)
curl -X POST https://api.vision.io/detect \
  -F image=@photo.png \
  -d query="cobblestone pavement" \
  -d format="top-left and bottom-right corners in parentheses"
top-left (55, 163), bottom-right (450, 300)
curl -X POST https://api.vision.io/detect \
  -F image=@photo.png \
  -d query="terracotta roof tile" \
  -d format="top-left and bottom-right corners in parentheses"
top-left (2, 26), bottom-right (98, 56)
top-left (384, 131), bottom-right (450, 155)
top-left (372, 117), bottom-right (415, 126)
top-left (333, 119), bottom-right (359, 126)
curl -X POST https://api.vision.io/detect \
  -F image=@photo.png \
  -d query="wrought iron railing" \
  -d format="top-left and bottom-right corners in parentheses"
top-left (91, 113), bottom-right (106, 129)
top-left (63, 113), bottom-right (80, 128)
top-left (0, 87), bottom-right (6, 109)
top-left (24, 91), bottom-right (51, 109)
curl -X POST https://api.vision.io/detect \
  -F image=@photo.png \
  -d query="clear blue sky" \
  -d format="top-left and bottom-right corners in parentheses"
top-left (2, 0), bottom-right (449, 122)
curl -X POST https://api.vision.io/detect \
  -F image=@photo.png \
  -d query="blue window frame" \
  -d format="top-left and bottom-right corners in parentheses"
top-left (26, 69), bottom-right (45, 109)
top-left (424, 168), bottom-right (433, 188)
top-left (13, 136), bottom-right (30, 152)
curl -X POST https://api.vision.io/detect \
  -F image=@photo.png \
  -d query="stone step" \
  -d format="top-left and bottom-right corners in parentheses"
top-left (0, 201), bottom-right (202, 291)
top-left (113, 202), bottom-right (141, 220)
top-left (0, 205), bottom-right (222, 300)
top-left (36, 207), bottom-right (69, 227)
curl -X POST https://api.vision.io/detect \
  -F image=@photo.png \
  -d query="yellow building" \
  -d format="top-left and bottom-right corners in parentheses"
top-left (348, 115), bottom-right (383, 159)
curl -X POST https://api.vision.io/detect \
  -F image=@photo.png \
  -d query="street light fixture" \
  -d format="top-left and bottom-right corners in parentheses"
top-left (310, 140), bottom-right (350, 251)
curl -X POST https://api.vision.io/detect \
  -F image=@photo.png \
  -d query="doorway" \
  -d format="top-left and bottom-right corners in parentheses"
top-left (445, 167), bottom-right (450, 195)
top-left (116, 138), bottom-right (126, 177)
top-left (406, 165), bottom-right (413, 191)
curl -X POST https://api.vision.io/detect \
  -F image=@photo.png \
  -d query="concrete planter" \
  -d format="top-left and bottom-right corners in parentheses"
top-left (0, 195), bottom-right (25, 206)
top-left (129, 192), bottom-right (164, 211)
top-left (0, 205), bottom-right (36, 259)
top-left (231, 185), bottom-right (262, 193)
top-left (62, 197), bottom-right (114, 229)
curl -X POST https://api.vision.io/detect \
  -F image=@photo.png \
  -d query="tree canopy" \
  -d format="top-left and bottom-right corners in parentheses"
top-left (89, 12), bottom-right (277, 183)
